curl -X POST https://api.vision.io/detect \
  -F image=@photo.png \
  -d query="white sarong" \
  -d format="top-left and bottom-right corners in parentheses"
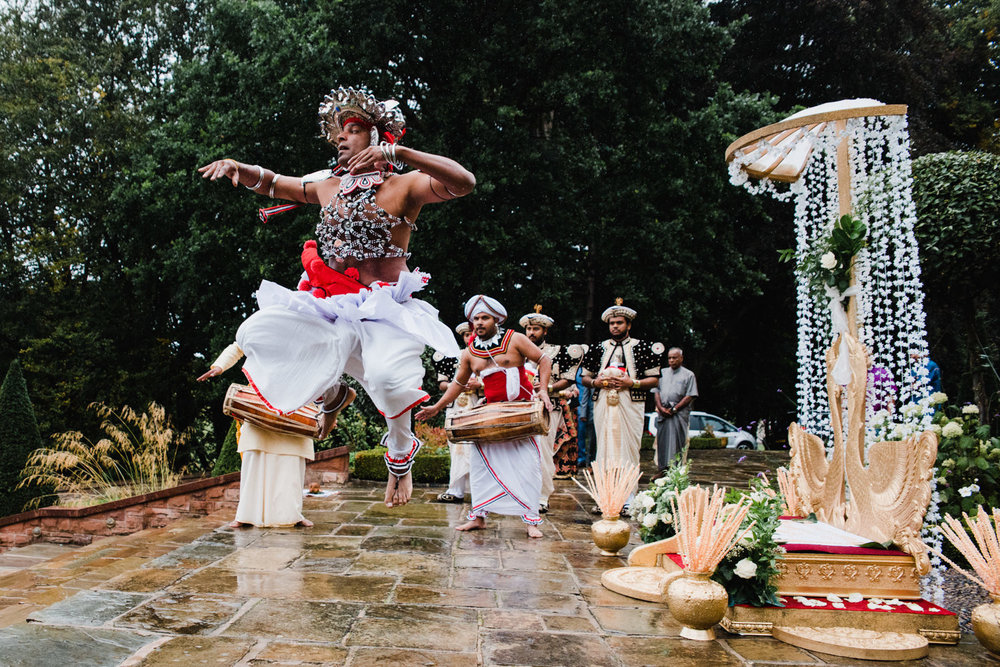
top-left (468, 436), bottom-right (543, 525)
top-left (234, 450), bottom-right (306, 526)
top-left (236, 274), bottom-right (458, 418)
top-left (466, 366), bottom-right (542, 525)
top-left (594, 389), bottom-right (644, 498)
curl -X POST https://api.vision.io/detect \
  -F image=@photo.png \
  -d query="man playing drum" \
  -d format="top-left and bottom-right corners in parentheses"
top-left (198, 342), bottom-right (316, 528)
top-left (416, 295), bottom-right (552, 538)
top-left (199, 86), bottom-right (475, 509)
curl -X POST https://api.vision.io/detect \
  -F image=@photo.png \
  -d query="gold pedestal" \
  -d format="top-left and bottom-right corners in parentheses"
top-left (721, 602), bottom-right (960, 645)
top-left (772, 626), bottom-right (929, 661)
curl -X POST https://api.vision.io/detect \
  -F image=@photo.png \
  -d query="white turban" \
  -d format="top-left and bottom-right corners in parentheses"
top-left (464, 295), bottom-right (507, 323)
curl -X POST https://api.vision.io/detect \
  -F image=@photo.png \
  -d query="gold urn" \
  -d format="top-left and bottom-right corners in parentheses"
top-left (665, 570), bottom-right (729, 641)
top-left (592, 515), bottom-right (631, 556)
top-left (972, 595), bottom-right (1000, 658)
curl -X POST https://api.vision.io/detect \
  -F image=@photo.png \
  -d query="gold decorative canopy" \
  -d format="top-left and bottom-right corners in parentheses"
top-left (725, 99), bottom-right (907, 184)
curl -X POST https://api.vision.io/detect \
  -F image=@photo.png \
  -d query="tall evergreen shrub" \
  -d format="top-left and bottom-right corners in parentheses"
top-left (212, 420), bottom-right (241, 476)
top-left (0, 360), bottom-right (54, 515)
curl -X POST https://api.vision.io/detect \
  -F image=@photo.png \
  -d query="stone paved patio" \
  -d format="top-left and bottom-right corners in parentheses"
top-left (0, 456), bottom-right (991, 665)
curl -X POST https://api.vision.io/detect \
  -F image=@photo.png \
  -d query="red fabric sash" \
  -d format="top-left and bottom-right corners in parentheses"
top-left (482, 366), bottom-right (533, 403)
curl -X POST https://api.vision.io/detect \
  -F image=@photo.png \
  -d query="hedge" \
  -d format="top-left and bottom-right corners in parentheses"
top-left (353, 446), bottom-right (450, 483)
top-left (688, 436), bottom-right (727, 450)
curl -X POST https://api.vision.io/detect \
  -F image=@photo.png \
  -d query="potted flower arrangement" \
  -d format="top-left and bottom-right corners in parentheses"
top-left (628, 459), bottom-right (689, 542)
top-left (629, 464), bottom-right (784, 608)
top-left (712, 475), bottom-right (785, 607)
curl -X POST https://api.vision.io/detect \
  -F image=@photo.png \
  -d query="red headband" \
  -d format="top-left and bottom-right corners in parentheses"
top-left (341, 116), bottom-right (373, 131)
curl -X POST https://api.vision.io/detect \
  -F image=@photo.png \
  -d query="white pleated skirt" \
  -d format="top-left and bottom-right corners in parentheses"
top-left (233, 450), bottom-right (306, 527)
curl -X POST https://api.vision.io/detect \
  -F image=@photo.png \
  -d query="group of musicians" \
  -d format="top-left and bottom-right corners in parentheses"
top-left (196, 83), bottom-right (666, 537)
top-left (428, 299), bottom-right (663, 522)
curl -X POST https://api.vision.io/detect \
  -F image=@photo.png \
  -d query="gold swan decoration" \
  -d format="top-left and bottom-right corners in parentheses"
top-left (787, 332), bottom-right (938, 575)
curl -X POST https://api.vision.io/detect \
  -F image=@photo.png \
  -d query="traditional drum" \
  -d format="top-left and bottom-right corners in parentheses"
top-left (445, 400), bottom-right (549, 443)
top-left (223, 383), bottom-right (322, 439)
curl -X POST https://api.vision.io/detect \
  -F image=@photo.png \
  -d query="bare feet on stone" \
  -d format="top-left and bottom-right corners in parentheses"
top-left (296, 518), bottom-right (314, 527)
top-left (526, 524), bottom-right (543, 539)
top-left (456, 516), bottom-right (486, 531)
top-left (384, 471), bottom-right (413, 507)
top-left (229, 520), bottom-right (249, 528)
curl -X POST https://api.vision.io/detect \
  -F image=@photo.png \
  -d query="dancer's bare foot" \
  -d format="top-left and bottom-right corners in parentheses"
top-left (456, 516), bottom-right (486, 531)
top-left (526, 524), bottom-right (543, 539)
top-left (229, 520), bottom-right (249, 528)
top-left (384, 471), bottom-right (413, 507)
top-left (319, 384), bottom-right (357, 439)
top-left (296, 518), bottom-right (314, 527)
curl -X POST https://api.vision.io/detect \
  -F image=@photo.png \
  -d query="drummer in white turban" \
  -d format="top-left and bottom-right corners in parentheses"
top-left (416, 295), bottom-right (552, 538)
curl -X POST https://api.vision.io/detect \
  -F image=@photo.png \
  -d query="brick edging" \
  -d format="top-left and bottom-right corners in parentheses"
top-left (0, 445), bottom-right (349, 550)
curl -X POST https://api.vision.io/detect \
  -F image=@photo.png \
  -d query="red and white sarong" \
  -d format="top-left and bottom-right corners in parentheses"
top-left (467, 366), bottom-right (542, 525)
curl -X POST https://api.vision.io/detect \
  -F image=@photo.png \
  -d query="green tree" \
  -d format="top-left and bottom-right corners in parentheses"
top-left (212, 420), bottom-right (241, 476)
top-left (3, 0), bottom-right (792, 455)
top-left (0, 360), bottom-right (54, 516)
top-left (935, 0), bottom-right (1000, 151)
top-left (710, 0), bottom-right (969, 154)
top-left (912, 151), bottom-right (1000, 420)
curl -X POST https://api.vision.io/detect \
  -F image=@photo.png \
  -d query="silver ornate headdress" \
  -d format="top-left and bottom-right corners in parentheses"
top-left (317, 86), bottom-right (406, 146)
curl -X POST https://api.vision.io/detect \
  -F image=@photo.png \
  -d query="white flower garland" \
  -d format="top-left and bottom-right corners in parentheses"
top-left (729, 112), bottom-right (943, 602)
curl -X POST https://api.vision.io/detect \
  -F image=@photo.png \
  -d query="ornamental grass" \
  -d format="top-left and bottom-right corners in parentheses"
top-left (933, 506), bottom-right (1000, 596)
top-left (573, 461), bottom-right (642, 518)
top-left (18, 402), bottom-right (182, 508)
top-left (672, 484), bottom-right (755, 574)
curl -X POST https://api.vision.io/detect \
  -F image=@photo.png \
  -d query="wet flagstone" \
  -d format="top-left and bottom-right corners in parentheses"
top-left (607, 635), bottom-right (743, 666)
top-left (99, 567), bottom-right (188, 593)
top-left (498, 590), bottom-right (588, 614)
top-left (452, 568), bottom-right (578, 594)
top-left (393, 584), bottom-right (497, 607)
top-left (134, 636), bottom-right (255, 666)
top-left (1, 474), bottom-right (995, 665)
top-left (333, 523), bottom-right (373, 536)
top-left (347, 647), bottom-right (479, 666)
top-left (360, 534), bottom-right (451, 555)
top-left (213, 546), bottom-right (301, 571)
top-left (590, 605), bottom-right (682, 635)
top-left (171, 569), bottom-right (395, 603)
top-left (250, 640), bottom-right (349, 664)
top-left (27, 589), bottom-right (151, 626)
top-left (485, 629), bottom-right (617, 666)
top-left (0, 624), bottom-right (156, 666)
top-left (116, 592), bottom-right (246, 635)
top-left (223, 599), bottom-right (359, 642)
top-left (348, 615), bottom-right (479, 652)
top-left (481, 608), bottom-right (546, 631)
